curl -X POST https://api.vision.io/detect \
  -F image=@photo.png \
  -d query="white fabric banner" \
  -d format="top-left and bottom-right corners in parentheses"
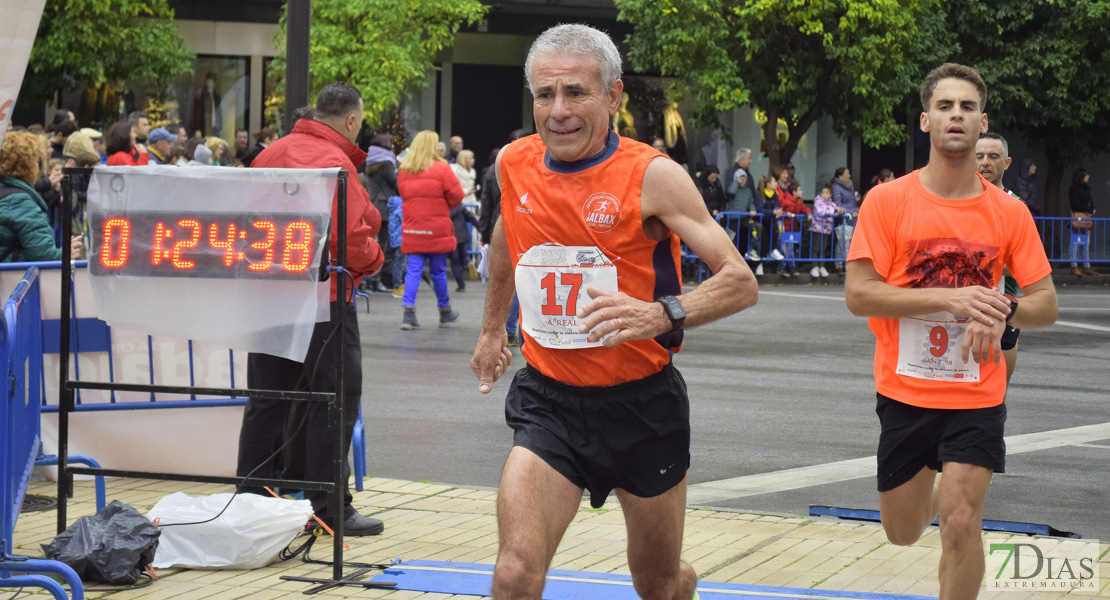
top-left (86, 165), bottom-right (337, 361)
top-left (0, 0), bottom-right (47, 148)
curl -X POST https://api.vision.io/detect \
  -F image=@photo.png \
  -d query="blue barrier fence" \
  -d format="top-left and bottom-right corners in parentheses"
top-left (0, 261), bottom-right (368, 493)
top-left (1, 267), bottom-right (84, 600)
top-left (703, 212), bottom-right (1108, 269)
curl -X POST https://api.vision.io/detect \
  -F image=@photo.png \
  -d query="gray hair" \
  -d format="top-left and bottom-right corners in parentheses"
top-left (524, 24), bottom-right (622, 94)
top-left (735, 147), bottom-right (752, 162)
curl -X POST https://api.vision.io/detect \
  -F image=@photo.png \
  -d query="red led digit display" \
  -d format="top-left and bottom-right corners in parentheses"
top-left (89, 211), bottom-right (329, 280)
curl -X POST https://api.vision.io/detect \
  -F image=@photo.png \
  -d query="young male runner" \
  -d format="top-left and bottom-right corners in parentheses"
top-left (845, 64), bottom-right (1058, 600)
top-left (470, 23), bottom-right (758, 600)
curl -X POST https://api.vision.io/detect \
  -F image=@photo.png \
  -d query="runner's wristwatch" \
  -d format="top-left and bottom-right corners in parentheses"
top-left (1006, 299), bottom-right (1018, 324)
top-left (657, 295), bottom-right (686, 332)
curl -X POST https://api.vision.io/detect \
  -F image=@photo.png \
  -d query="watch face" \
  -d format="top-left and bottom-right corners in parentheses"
top-left (660, 296), bottom-right (685, 320)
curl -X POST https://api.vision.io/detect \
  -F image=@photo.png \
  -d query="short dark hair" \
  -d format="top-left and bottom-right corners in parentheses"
top-left (128, 111), bottom-right (149, 124)
top-left (314, 82), bottom-right (362, 120)
top-left (105, 122), bottom-right (134, 155)
top-left (1072, 168), bottom-right (1089, 185)
top-left (979, 131), bottom-right (1008, 156)
top-left (47, 110), bottom-right (73, 132)
top-left (369, 133), bottom-right (393, 150)
top-left (254, 127), bottom-right (277, 143)
top-left (54, 120), bottom-right (78, 138)
top-left (920, 63), bottom-right (987, 112)
top-left (292, 106), bottom-right (316, 121)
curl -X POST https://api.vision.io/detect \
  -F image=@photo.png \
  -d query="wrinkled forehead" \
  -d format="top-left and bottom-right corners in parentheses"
top-left (531, 52), bottom-right (604, 89)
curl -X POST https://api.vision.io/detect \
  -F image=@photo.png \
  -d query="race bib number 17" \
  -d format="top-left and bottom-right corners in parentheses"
top-left (896, 312), bottom-right (980, 382)
top-left (515, 245), bottom-right (618, 349)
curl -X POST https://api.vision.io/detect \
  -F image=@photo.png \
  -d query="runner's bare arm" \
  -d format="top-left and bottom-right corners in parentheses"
top-left (577, 156), bottom-right (757, 345)
top-left (1007, 274), bottom-right (1058, 330)
top-left (470, 151), bottom-right (514, 393)
top-left (845, 259), bottom-right (1012, 324)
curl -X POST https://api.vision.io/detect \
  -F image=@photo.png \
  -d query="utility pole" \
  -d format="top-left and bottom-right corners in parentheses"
top-left (285, 0), bottom-right (310, 134)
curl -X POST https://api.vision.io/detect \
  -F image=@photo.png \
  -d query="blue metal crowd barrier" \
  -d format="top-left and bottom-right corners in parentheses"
top-left (1036, 216), bottom-right (1107, 264)
top-left (0, 261), bottom-right (368, 493)
top-left (1, 267), bottom-right (85, 600)
top-left (700, 212), bottom-right (1107, 275)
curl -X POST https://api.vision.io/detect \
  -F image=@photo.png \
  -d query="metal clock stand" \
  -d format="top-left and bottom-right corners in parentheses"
top-left (57, 168), bottom-right (394, 593)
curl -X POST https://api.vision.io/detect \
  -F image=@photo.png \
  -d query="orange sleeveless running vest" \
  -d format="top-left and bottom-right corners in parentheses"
top-left (500, 131), bottom-right (683, 387)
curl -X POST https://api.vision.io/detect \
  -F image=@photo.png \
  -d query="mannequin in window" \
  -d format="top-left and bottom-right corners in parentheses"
top-left (191, 74), bottom-right (222, 136)
top-left (663, 101), bottom-right (688, 165)
top-left (611, 92), bottom-right (638, 140)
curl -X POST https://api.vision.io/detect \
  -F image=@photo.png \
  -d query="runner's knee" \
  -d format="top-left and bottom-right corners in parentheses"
top-left (492, 549), bottom-right (546, 599)
top-left (630, 561), bottom-right (696, 600)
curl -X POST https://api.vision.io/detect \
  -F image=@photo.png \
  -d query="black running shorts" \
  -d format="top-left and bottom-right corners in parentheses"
top-left (1001, 324), bottom-right (1021, 351)
top-left (875, 392), bottom-right (1006, 492)
top-left (505, 363), bottom-right (691, 508)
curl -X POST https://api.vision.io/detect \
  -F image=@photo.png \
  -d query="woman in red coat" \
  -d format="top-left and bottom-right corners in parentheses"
top-left (397, 130), bottom-right (464, 329)
top-left (104, 121), bottom-right (148, 166)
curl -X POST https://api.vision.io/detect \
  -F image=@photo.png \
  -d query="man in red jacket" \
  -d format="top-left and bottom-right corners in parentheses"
top-left (235, 82), bottom-right (385, 536)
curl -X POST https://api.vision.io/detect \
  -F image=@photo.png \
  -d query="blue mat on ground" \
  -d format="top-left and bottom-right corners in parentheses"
top-left (808, 506), bottom-right (1079, 538)
top-left (370, 560), bottom-right (936, 600)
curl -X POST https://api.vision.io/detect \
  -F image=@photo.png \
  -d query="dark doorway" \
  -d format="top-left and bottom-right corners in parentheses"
top-left (451, 64), bottom-right (528, 177)
top-left (859, 142), bottom-right (906, 200)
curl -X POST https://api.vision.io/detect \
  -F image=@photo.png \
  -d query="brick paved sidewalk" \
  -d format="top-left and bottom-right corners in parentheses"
top-left (9, 477), bottom-right (1107, 599)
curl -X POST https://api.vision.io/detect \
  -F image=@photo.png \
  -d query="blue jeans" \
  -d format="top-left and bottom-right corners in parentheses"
top-left (403, 253), bottom-right (450, 308)
top-left (506, 294), bottom-right (520, 337)
top-left (780, 237), bottom-right (798, 272)
top-left (391, 249), bottom-right (406, 288)
top-left (1069, 231), bottom-right (1091, 268)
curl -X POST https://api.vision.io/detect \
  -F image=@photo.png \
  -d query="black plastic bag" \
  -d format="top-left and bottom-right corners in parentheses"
top-left (41, 500), bottom-right (161, 585)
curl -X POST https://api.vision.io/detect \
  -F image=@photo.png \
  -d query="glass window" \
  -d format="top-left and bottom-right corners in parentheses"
top-left (167, 55), bottom-right (251, 142)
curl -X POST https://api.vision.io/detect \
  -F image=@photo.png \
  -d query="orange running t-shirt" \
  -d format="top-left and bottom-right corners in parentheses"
top-left (499, 131), bottom-right (683, 387)
top-left (847, 170), bottom-right (1051, 409)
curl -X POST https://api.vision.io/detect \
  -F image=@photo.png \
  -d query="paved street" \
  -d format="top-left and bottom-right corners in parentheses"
top-left (358, 274), bottom-right (1110, 540)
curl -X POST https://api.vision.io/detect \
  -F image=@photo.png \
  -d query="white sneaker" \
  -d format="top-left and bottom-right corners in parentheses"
top-left (755, 264), bottom-right (764, 276)
top-left (810, 266), bottom-right (821, 278)
top-left (770, 249), bottom-right (785, 261)
top-left (746, 249), bottom-right (762, 262)
top-left (819, 266), bottom-right (830, 278)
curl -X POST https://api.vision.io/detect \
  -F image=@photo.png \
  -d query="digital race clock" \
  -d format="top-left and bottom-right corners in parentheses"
top-left (88, 211), bottom-right (330, 280)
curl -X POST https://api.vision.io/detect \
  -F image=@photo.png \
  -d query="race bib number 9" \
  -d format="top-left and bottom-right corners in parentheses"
top-left (515, 245), bottom-right (618, 349)
top-left (896, 312), bottom-right (980, 382)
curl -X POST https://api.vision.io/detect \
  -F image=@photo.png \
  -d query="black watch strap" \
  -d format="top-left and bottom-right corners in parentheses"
top-left (1007, 299), bottom-right (1018, 324)
top-left (657, 295), bottom-right (686, 332)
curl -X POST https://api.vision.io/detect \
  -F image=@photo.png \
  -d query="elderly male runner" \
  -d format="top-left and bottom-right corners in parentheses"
top-left (845, 64), bottom-right (1058, 600)
top-left (470, 24), bottom-right (757, 600)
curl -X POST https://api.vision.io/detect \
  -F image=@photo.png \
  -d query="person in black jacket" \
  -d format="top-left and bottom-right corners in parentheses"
top-left (359, 133), bottom-right (399, 290)
top-left (240, 128), bottom-right (277, 168)
top-left (1013, 158), bottom-right (1042, 216)
top-left (698, 165), bottom-right (726, 218)
top-left (1068, 168), bottom-right (1097, 276)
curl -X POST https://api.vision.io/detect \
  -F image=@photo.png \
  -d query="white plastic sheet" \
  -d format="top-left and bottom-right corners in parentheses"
top-left (148, 492), bottom-right (314, 569)
top-left (0, 0), bottom-right (48, 148)
top-left (86, 166), bottom-right (336, 361)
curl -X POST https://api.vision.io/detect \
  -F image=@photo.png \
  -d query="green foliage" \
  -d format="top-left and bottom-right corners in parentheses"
top-left (615, 0), bottom-right (946, 165)
top-left (941, 0), bottom-right (1110, 213)
top-left (271, 0), bottom-right (487, 128)
top-left (947, 0), bottom-right (1110, 162)
top-left (23, 0), bottom-right (193, 104)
